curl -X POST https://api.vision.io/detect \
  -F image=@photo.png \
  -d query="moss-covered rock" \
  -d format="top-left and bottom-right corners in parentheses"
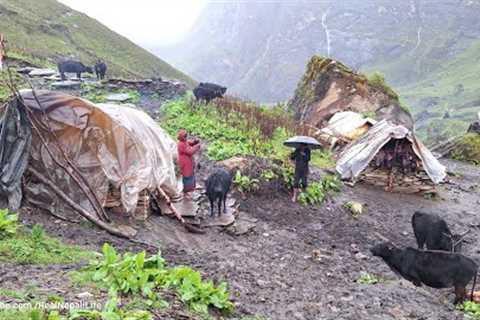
top-left (451, 133), bottom-right (480, 165)
top-left (288, 56), bottom-right (412, 129)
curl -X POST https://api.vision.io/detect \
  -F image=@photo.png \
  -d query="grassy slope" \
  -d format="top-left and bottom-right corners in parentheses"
top-left (364, 38), bottom-right (480, 143)
top-left (0, 0), bottom-right (194, 85)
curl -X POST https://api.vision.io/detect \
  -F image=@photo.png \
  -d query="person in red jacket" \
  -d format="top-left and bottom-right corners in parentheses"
top-left (177, 129), bottom-right (201, 199)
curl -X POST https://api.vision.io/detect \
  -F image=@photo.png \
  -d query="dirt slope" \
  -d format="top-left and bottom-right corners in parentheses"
top-left (11, 156), bottom-right (479, 319)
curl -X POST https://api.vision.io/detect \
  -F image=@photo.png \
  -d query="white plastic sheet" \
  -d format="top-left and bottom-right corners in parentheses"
top-left (336, 119), bottom-right (446, 184)
top-left (20, 90), bottom-right (181, 216)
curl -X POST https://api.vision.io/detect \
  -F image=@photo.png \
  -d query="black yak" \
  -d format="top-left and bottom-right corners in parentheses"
top-left (57, 60), bottom-right (93, 80)
top-left (412, 211), bottom-right (469, 252)
top-left (371, 242), bottom-right (477, 304)
top-left (193, 82), bottom-right (227, 104)
top-left (205, 168), bottom-right (232, 217)
top-left (94, 61), bottom-right (107, 80)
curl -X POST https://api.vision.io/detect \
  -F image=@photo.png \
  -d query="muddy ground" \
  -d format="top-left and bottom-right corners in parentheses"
top-left (5, 157), bottom-right (478, 320)
top-left (2, 78), bottom-right (479, 319)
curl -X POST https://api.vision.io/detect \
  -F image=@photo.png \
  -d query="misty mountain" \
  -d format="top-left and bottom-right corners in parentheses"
top-left (157, 0), bottom-right (480, 139)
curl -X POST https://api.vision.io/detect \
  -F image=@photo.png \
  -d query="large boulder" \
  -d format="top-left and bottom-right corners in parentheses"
top-left (288, 56), bottom-right (413, 129)
top-left (467, 120), bottom-right (480, 135)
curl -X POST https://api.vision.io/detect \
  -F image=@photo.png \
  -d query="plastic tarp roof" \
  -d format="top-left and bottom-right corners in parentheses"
top-left (17, 90), bottom-right (180, 216)
top-left (319, 111), bottom-right (376, 140)
top-left (336, 119), bottom-right (446, 184)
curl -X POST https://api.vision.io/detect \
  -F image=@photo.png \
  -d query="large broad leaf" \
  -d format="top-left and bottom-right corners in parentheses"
top-left (135, 251), bottom-right (145, 270)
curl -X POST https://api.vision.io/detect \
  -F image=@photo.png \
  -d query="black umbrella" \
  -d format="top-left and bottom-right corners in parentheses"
top-left (283, 136), bottom-right (323, 149)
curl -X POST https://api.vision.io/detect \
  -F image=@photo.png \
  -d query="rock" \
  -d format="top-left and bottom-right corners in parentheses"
top-left (256, 279), bottom-right (268, 287)
top-left (219, 156), bottom-right (250, 172)
top-left (51, 80), bottom-right (81, 89)
top-left (77, 292), bottom-right (94, 299)
top-left (44, 75), bottom-right (62, 81)
top-left (468, 120), bottom-right (480, 134)
top-left (16, 67), bottom-right (35, 74)
top-left (106, 93), bottom-right (131, 102)
top-left (355, 252), bottom-right (368, 260)
top-left (288, 56), bottom-right (413, 129)
top-left (344, 201), bottom-right (364, 217)
top-left (116, 225), bottom-right (137, 238)
top-left (28, 68), bottom-right (56, 77)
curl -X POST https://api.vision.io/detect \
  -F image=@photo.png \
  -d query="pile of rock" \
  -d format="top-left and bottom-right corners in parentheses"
top-left (105, 78), bottom-right (188, 101)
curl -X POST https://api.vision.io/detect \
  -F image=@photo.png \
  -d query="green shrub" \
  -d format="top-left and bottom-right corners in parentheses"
top-left (298, 175), bottom-right (341, 206)
top-left (162, 98), bottom-right (335, 166)
top-left (356, 272), bottom-right (380, 285)
top-left (0, 209), bottom-right (18, 239)
top-left (233, 171), bottom-right (260, 194)
top-left (451, 133), bottom-right (480, 165)
top-left (367, 72), bottom-right (399, 101)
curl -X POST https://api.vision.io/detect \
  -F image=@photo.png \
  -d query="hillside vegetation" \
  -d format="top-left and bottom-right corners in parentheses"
top-left (158, 0), bottom-right (480, 141)
top-left (0, 0), bottom-right (194, 85)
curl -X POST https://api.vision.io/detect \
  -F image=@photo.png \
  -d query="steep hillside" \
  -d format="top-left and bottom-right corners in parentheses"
top-left (157, 0), bottom-right (480, 140)
top-left (0, 0), bottom-right (194, 85)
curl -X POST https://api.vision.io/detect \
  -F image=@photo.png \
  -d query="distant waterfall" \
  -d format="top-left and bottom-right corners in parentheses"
top-left (321, 9), bottom-right (331, 57)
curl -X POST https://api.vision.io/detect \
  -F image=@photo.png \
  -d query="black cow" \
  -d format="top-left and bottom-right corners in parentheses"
top-left (57, 60), bottom-right (93, 80)
top-left (193, 82), bottom-right (227, 104)
top-left (412, 211), bottom-right (468, 252)
top-left (371, 242), bottom-right (478, 304)
top-left (205, 168), bottom-right (232, 217)
top-left (94, 62), bottom-right (107, 80)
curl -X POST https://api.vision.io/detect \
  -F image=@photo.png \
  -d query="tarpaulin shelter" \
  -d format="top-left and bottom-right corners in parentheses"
top-left (336, 119), bottom-right (446, 186)
top-left (317, 111), bottom-right (377, 148)
top-left (0, 90), bottom-right (181, 232)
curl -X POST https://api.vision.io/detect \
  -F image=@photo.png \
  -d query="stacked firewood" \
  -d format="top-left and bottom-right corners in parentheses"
top-left (104, 185), bottom-right (151, 220)
top-left (361, 139), bottom-right (436, 194)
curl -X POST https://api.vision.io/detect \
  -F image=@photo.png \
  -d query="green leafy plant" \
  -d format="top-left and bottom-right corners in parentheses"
top-left (298, 182), bottom-right (326, 206)
top-left (356, 272), bottom-right (379, 285)
top-left (0, 209), bottom-right (18, 239)
top-left (161, 266), bottom-right (233, 315)
top-left (459, 301), bottom-right (480, 319)
top-left (162, 98), bottom-right (335, 167)
top-left (298, 175), bottom-right (341, 206)
top-left (86, 244), bottom-right (233, 316)
top-left (321, 174), bottom-right (342, 192)
top-left (344, 201), bottom-right (364, 219)
top-left (261, 169), bottom-right (277, 181)
top-left (233, 171), bottom-right (260, 194)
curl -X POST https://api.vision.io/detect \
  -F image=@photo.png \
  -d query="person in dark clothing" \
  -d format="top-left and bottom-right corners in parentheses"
top-left (290, 143), bottom-right (311, 202)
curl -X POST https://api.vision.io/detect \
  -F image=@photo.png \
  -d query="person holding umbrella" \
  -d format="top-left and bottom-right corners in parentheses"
top-left (284, 136), bottom-right (322, 202)
top-left (290, 143), bottom-right (311, 202)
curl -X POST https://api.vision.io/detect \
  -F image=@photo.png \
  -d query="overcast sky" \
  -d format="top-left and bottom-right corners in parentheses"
top-left (58, 0), bottom-right (208, 46)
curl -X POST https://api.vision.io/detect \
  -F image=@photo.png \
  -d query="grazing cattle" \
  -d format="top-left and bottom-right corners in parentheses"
top-left (412, 211), bottom-right (468, 252)
top-left (205, 168), bottom-right (232, 217)
top-left (371, 242), bottom-right (478, 304)
top-left (57, 60), bottom-right (93, 80)
top-left (94, 62), bottom-right (107, 80)
top-left (193, 82), bottom-right (227, 104)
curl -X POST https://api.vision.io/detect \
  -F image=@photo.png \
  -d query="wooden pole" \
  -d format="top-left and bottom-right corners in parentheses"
top-left (28, 167), bottom-right (132, 238)
top-left (0, 34), bottom-right (6, 71)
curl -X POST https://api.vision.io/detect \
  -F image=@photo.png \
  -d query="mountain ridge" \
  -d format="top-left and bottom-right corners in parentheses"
top-left (0, 0), bottom-right (194, 85)
top-left (157, 0), bottom-right (480, 140)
